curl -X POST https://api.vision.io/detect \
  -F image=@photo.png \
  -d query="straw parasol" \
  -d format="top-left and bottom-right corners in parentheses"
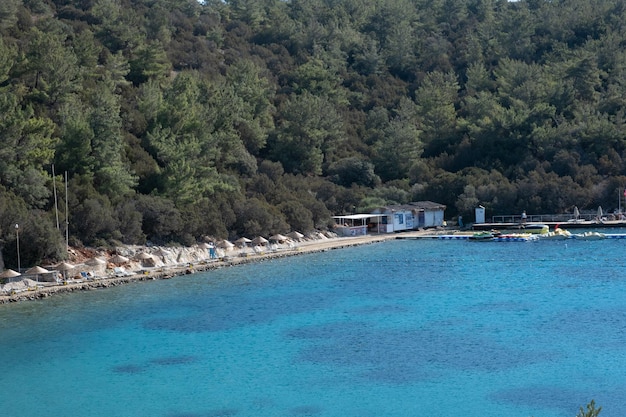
top-left (197, 242), bottom-right (211, 249)
top-left (26, 266), bottom-right (49, 274)
top-left (55, 261), bottom-right (75, 271)
top-left (217, 239), bottom-right (234, 249)
top-left (287, 231), bottom-right (304, 240)
top-left (153, 248), bottom-right (171, 257)
top-left (252, 236), bottom-right (269, 245)
top-left (25, 266), bottom-right (50, 283)
top-left (0, 269), bottom-right (21, 279)
top-left (235, 237), bottom-right (252, 247)
top-left (109, 254), bottom-right (130, 264)
top-left (54, 262), bottom-right (75, 280)
top-left (86, 257), bottom-right (107, 266)
top-left (135, 252), bottom-right (156, 267)
top-left (270, 234), bottom-right (288, 242)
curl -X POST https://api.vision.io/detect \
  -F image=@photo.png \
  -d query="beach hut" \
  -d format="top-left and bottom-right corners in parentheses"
top-left (370, 201), bottom-right (446, 232)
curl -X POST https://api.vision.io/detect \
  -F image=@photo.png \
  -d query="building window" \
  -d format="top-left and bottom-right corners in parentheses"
top-left (395, 213), bottom-right (404, 224)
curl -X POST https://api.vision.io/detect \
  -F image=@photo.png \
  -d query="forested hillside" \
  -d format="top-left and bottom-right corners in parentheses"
top-left (2, 0), bottom-right (626, 267)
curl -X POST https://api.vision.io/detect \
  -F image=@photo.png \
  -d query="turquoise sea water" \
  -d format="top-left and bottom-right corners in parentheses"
top-left (2, 236), bottom-right (626, 417)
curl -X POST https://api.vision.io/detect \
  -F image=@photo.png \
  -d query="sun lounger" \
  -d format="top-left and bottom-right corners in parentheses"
top-left (113, 267), bottom-right (134, 277)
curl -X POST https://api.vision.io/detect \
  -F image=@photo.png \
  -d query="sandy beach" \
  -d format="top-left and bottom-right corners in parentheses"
top-left (0, 230), bottom-right (435, 304)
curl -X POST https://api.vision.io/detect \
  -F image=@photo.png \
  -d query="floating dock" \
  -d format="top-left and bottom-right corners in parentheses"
top-left (472, 220), bottom-right (626, 230)
top-left (397, 233), bottom-right (626, 241)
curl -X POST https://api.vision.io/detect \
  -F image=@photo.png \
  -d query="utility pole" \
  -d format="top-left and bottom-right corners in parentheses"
top-left (15, 223), bottom-right (20, 272)
top-left (65, 171), bottom-right (69, 252)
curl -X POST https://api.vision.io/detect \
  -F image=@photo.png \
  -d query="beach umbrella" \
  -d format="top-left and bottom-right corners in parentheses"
top-left (252, 236), bottom-right (269, 245)
top-left (287, 231), bottom-right (304, 240)
top-left (597, 206), bottom-right (603, 219)
top-left (197, 242), bottom-right (211, 249)
top-left (573, 206), bottom-right (580, 220)
top-left (270, 234), bottom-right (288, 242)
top-left (109, 254), bottom-right (130, 264)
top-left (154, 248), bottom-right (173, 257)
top-left (25, 265), bottom-right (50, 283)
top-left (26, 266), bottom-right (49, 274)
top-left (135, 252), bottom-right (156, 267)
top-left (55, 261), bottom-right (75, 271)
top-left (235, 237), bottom-right (252, 247)
top-left (53, 261), bottom-right (75, 281)
top-left (86, 257), bottom-right (107, 266)
top-left (0, 269), bottom-right (21, 279)
top-left (217, 239), bottom-right (234, 248)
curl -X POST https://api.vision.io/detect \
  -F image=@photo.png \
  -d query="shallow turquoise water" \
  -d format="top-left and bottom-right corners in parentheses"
top-left (2, 238), bottom-right (626, 416)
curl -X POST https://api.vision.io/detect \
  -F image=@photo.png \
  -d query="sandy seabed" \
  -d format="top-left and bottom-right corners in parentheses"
top-left (0, 231), bottom-right (435, 304)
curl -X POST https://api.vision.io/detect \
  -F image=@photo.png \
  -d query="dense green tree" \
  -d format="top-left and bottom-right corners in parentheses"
top-left (327, 157), bottom-right (380, 188)
top-left (371, 97), bottom-right (423, 181)
top-left (0, 0), bottom-right (19, 30)
top-left (5, 0), bottom-right (626, 265)
top-left (268, 92), bottom-right (344, 175)
top-left (87, 83), bottom-right (138, 198)
top-left (416, 71), bottom-right (459, 156)
top-left (0, 89), bottom-right (57, 208)
top-left (21, 24), bottom-right (82, 105)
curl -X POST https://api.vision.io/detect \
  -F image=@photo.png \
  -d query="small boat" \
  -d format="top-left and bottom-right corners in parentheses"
top-left (572, 231), bottom-right (606, 240)
top-left (469, 231), bottom-right (496, 241)
top-left (493, 233), bottom-right (539, 242)
top-left (521, 223), bottom-right (549, 234)
top-left (540, 228), bottom-right (572, 240)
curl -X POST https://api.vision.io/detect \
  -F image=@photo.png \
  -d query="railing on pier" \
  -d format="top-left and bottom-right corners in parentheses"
top-left (491, 213), bottom-right (604, 223)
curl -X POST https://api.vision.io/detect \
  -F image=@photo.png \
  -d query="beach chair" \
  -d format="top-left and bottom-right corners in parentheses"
top-left (114, 267), bottom-right (133, 277)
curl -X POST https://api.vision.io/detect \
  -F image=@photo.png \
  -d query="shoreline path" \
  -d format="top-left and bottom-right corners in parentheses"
top-left (0, 230), bottom-right (435, 304)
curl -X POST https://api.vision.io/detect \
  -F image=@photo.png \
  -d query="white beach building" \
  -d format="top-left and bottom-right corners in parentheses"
top-left (369, 201), bottom-right (447, 233)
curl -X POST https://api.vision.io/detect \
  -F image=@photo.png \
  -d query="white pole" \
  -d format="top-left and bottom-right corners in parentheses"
top-left (15, 224), bottom-right (20, 272)
top-left (65, 171), bottom-right (69, 252)
top-left (52, 164), bottom-right (60, 230)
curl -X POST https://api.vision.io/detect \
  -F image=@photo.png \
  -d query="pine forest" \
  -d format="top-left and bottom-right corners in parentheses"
top-left (2, 0), bottom-right (626, 267)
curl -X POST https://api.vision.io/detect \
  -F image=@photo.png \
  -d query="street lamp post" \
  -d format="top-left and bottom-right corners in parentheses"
top-left (15, 223), bottom-right (20, 272)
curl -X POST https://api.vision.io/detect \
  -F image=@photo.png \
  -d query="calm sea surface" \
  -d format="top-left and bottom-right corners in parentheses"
top-left (2, 235), bottom-right (626, 417)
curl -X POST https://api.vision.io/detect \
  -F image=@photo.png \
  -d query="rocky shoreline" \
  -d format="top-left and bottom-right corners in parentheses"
top-left (0, 232), bottom-right (423, 304)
